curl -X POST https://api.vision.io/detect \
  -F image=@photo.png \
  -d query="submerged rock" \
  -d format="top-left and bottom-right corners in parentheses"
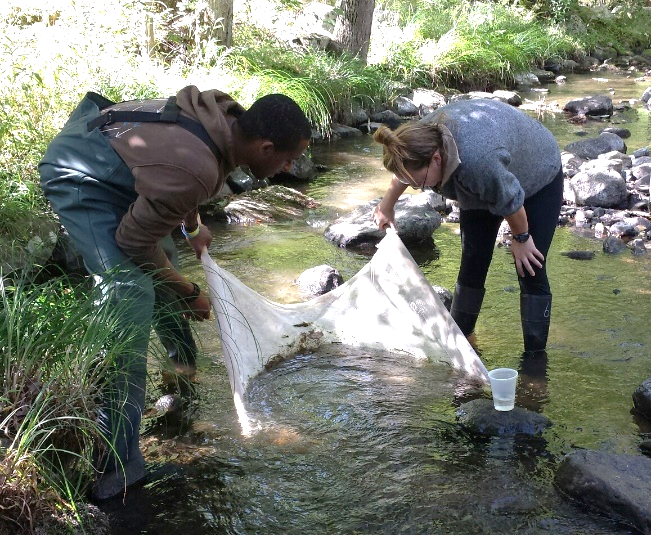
top-left (555, 450), bottom-right (651, 534)
top-left (296, 265), bottom-right (344, 296)
top-left (456, 398), bottom-right (551, 436)
top-left (560, 250), bottom-right (596, 260)
top-left (212, 185), bottom-right (320, 224)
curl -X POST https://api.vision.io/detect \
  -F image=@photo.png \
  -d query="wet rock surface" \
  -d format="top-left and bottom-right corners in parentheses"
top-left (456, 398), bottom-right (552, 436)
top-left (633, 378), bottom-right (651, 420)
top-left (323, 190), bottom-right (445, 250)
top-left (555, 450), bottom-right (651, 535)
top-left (295, 264), bottom-right (344, 296)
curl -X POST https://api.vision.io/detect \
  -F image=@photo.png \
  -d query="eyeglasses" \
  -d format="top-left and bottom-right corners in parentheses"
top-left (396, 159), bottom-right (432, 191)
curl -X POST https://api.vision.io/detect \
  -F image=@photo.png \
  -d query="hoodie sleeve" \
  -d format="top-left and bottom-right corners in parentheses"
top-left (115, 163), bottom-right (213, 269)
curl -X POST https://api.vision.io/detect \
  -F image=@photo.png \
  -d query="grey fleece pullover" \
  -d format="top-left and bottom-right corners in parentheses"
top-left (424, 99), bottom-right (562, 217)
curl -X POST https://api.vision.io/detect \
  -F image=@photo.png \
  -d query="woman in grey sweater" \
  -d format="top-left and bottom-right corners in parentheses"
top-left (372, 98), bottom-right (563, 355)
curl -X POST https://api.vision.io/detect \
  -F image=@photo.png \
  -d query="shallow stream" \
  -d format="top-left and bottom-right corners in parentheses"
top-left (105, 73), bottom-right (651, 534)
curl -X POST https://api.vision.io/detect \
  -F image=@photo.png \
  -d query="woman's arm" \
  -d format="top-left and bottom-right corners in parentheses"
top-left (373, 175), bottom-right (408, 229)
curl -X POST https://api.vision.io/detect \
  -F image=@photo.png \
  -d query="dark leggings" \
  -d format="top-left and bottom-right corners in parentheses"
top-left (457, 168), bottom-right (564, 295)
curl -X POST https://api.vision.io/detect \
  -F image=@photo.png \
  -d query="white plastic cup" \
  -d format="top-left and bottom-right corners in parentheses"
top-left (487, 368), bottom-right (518, 411)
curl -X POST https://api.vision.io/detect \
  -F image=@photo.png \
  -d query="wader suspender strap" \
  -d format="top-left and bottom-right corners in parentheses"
top-left (86, 93), bottom-right (222, 161)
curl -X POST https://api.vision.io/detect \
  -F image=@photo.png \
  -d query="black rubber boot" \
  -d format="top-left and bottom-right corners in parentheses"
top-left (520, 294), bottom-right (552, 353)
top-left (450, 283), bottom-right (485, 337)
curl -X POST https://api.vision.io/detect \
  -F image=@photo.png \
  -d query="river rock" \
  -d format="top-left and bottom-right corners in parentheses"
top-left (491, 90), bottom-right (522, 106)
top-left (563, 94), bottom-right (613, 117)
top-left (331, 123), bottom-right (364, 139)
top-left (514, 72), bottom-right (541, 88)
top-left (633, 378), bottom-right (651, 420)
top-left (629, 238), bottom-right (647, 256)
top-left (641, 86), bottom-right (651, 104)
top-left (603, 235), bottom-right (627, 254)
top-left (408, 89), bottom-right (446, 115)
top-left (560, 250), bottom-right (595, 260)
top-left (601, 127), bottom-right (631, 139)
top-left (568, 168), bottom-right (627, 208)
top-left (296, 264), bottom-right (343, 296)
top-left (369, 109), bottom-right (404, 129)
top-left (432, 284), bottom-right (452, 310)
top-left (393, 95), bottom-right (419, 116)
top-left (609, 221), bottom-right (637, 238)
top-left (323, 191), bottom-right (444, 250)
top-left (565, 132), bottom-right (627, 160)
top-left (216, 185), bottom-right (320, 224)
top-left (555, 450), bottom-right (651, 535)
top-left (456, 398), bottom-right (551, 436)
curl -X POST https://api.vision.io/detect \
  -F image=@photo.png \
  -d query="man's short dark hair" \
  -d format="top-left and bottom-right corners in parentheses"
top-left (237, 94), bottom-right (311, 151)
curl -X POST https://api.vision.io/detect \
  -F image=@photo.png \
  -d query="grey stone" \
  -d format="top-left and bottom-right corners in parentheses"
top-left (296, 264), bottom-right (344, 296)
top-left (331, 123), bottom-right (363, 139)
top-left (456, 398), bottom-right (551, 436)
top-left (220, 185), bottom-right (319, 224)
top-left (555, 450), bottom-right (651, 535)
top-left (603, 235), bottom-right (627, 254)
top-left (323, 191), bottom-right (444, 250)
top-left (633, 378), bottom-right (651, 420)
top-left (563, 94), bottom-right (613, 116)
top-left (565, 132), bottom-right (627, 160)
top-left (569, 168), bottom-right (627, 208)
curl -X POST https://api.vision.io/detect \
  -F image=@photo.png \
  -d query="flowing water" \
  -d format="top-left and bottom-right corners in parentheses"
top-left (104, 73), bottom-right (651, 534)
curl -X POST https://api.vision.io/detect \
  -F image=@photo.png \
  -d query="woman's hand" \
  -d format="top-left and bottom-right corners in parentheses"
top-left (373, 202), bottom-right (396, 230)
top-left (186, 224), bottom-right (212, 259)
top-left (373, 175), bottom-right (407, 230)
top-left (510, 237), bottom-right (544, 277)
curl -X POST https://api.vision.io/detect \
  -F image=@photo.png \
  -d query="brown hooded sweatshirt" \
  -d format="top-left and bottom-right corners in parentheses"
top-left (101, 85), bottom-right (244, 270)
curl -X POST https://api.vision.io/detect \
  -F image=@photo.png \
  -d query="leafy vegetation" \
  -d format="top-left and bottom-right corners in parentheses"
top-left (0, 272), bottom-right (138, 530)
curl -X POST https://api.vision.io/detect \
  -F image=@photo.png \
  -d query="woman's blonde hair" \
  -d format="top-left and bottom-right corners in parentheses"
top-left (372, 121), bottom-right (444, 181)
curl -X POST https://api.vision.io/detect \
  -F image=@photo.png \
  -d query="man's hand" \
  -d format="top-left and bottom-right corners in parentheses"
top-left (184, 291), bottom-right (211, 321)
top-left (511, 237), bottom-right (544, 277)
top-left (186, 225), bottom-right (212, 259)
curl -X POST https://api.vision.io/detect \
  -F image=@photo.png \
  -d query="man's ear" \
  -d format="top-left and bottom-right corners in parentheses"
top-left (259, 140), bottom-right (275, 155)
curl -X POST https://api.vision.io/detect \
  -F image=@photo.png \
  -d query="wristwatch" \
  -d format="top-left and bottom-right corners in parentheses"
top-left (184, 282), bottom-right (202, 303)
top-left (512, 232), bottom-right (530, 243)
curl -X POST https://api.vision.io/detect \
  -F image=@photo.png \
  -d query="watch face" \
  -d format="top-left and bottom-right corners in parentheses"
top-left (514, 232), bottom-right (530, 243)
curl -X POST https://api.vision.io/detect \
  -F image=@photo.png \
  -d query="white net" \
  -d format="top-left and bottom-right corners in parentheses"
top-left (202, 229), bottom-right (489, 434)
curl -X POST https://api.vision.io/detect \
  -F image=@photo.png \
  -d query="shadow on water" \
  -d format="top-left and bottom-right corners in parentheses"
top-left (103, 73), bottom-right (650, 534)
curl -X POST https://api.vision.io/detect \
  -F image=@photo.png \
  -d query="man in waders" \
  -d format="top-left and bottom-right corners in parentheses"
top-left (38, 86), bottom-right (311, 500)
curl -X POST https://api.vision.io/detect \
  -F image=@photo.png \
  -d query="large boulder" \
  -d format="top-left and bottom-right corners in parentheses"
top-left (565, 132), bottom-right (627, 160)
top-left (323, 191), bottom-right (444, 250)
top-left (563, 95), bottom-right (613, 117)
top-left (555, 450), bottom-right (651, 534)
top-left (568, 168), bottom-right (627, 208)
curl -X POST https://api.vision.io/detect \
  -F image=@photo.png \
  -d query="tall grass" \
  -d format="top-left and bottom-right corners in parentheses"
top-left (372, 0), bottom-right (582, 90)
top-left (227, 37), bottom-right (396, 135)
top-left (0, 272), bottom-right (138, 531)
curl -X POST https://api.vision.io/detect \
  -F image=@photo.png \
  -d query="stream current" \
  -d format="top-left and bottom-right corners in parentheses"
top-left (104, 72), bottom-right (651, 535)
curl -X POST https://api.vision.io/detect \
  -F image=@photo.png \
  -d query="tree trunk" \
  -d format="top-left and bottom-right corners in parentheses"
top-left (333, 0), bottom-right (375, 64)
top-left (208, 0), bottom-right (233, 48)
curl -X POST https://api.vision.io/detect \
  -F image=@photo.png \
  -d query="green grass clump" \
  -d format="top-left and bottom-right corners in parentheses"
top-left (0, 272), bottom-right (138, 530)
